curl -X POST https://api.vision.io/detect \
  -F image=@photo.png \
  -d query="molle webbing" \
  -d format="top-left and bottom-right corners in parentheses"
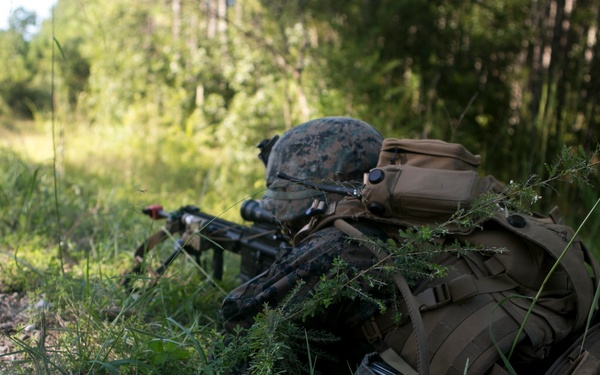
top-left (381, 293), bottom-right (524, 375)
top-left (359, 210), bottom-right (600, 372)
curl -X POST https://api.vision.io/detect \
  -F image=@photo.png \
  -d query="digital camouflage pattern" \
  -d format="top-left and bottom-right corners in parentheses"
top-left (221, 222), bottom-right (392, 371)
top-left (222, 117), bottom-right (385, 372)
top-left (260, 116), bottom-right (383, 231)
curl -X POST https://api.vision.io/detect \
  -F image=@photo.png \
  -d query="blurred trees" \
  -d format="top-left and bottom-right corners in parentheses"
top-left (0, 0), bottom-right (598, 217)
top-left (0, 8), bottom-right (48, 117)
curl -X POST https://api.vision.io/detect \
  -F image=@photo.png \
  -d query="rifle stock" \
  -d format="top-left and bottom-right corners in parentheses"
top-left (121, 200), bottom-right (290, 289)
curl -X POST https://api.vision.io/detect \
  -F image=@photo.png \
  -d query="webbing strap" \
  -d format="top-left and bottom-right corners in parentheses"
top-left (544, 320), bottom-right (600, 375)
top-left (380, 348), bottom-right (418, 375)
top-left (488, 363), bottom-right (512, 375)
top-left (415, 273), bottom-right (519, 311)
top-left (333, 219), bottom-right (430, 375)
top-left (565, 351), bottom-right (600, 374)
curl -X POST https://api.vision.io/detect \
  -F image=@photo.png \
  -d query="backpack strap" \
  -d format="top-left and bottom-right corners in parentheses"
top-left (333, 219), bottom-right (430, 375)
top-left (371, 253), bottom-right (527, 374)
top-left (415, 272), bottom-right (519, 311)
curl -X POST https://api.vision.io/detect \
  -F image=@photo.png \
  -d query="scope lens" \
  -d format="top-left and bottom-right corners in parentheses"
top-left (240, 200), bottom-right (279, 225)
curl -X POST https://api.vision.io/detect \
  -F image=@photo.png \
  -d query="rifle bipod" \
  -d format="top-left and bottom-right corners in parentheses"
top-left (120, 201), bottom-right (290, 291)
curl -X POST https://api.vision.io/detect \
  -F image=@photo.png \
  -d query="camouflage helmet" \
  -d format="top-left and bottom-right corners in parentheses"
top-left (260, 116), bottom-right (383, 231)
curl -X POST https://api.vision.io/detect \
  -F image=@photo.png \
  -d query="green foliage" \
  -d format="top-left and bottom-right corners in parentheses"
top-left (0, 145), bottom-right (248, 374)
top-left (300, 257), bottom-right (389, 318)
top-left (0, 0), bottom-right (599, 372)
top-left (3, 0), bottom-right (599, 213)
top-left (0, 148), bottom-right (46, 236)
top-left (0, 30), bottom-right (48, 117)
top-left (211, 283), bottom-right (341, 375)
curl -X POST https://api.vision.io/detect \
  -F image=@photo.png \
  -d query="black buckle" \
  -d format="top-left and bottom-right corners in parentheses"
top-left (257, 135), bottom-right (279, 167)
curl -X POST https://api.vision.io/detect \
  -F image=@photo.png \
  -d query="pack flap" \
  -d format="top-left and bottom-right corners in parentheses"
top-left (489, 212), bottom-right (599, 332)
top-left (378, 139), bottom-right (481, 170)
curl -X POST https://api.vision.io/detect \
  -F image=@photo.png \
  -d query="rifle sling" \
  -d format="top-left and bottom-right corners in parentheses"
top-left (133, 221), bottom-right (181, 261)
top-left (133, 229), bottom-right (168, 261)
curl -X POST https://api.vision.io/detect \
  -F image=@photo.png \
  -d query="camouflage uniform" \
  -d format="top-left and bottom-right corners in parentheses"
top-left (221, 117), bottom-right (386, 371)
top-left (222, 223), bottom-right (390, 370)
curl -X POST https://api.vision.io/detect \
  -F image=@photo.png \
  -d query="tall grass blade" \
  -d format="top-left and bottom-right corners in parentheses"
top-left (508, 197), bottom-right (600, 359)
top-left (166, 316), bottom-right (208, 363)
top-left (490, 294), bottom-right (526, 375)
top-left (305, 329), bottom-right (317, 375)
top-left (50, 3), bottom-right (65, 275)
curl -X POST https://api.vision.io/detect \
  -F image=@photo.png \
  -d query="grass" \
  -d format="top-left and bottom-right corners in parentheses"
top-left (0, 120), bottom-right (251, 374)
top-left (1, 119), bottom-right (599, 374)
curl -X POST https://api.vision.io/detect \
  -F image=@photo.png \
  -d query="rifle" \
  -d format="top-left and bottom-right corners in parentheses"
top-left (121, 200), bottom-right (290, 289)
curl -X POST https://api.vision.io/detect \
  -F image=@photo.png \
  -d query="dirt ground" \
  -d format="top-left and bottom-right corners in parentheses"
top-left (0, 290), bottom-right (59, 374)
top-left (0, 291), bottom-right (31, 357)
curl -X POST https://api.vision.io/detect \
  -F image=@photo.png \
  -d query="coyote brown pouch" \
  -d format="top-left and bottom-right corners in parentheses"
top-left (361, 165), bottom-right (500, 222)
top-left (376, 138), bottom-right (481, 170)
top-left (361, 139), bottom-right (503, 223)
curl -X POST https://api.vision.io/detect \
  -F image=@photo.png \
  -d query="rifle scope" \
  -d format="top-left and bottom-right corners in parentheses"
top-left (240, 199), bottom-right (281, 226)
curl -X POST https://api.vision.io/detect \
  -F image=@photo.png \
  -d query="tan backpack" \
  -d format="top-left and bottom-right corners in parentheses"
top-left (294, 138), bottom-right (600, 374)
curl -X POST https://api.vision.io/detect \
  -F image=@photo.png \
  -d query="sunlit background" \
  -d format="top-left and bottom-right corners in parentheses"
top-left (0, 0), bottom-right (55, 30)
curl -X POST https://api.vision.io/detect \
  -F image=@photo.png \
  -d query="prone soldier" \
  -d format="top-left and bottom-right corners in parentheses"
top-left (220, 116), bottom-right (600, 374)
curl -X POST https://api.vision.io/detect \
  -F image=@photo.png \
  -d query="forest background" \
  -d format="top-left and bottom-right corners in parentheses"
top-left (0, 0), bottom-right (599, 373)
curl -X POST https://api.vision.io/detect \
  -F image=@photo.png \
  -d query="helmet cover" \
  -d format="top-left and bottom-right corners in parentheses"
top-left (261, 116), bottom-right (383, 230)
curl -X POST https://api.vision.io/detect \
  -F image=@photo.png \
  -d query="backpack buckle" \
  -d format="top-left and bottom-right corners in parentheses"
top-left (362, 316), bottom-right (383, 345)
top-left (416, 283), bottom-right (451, 311)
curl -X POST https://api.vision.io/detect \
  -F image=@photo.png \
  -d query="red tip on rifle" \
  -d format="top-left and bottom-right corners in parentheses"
top-left (145, 205), bottom-right (164, 220)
